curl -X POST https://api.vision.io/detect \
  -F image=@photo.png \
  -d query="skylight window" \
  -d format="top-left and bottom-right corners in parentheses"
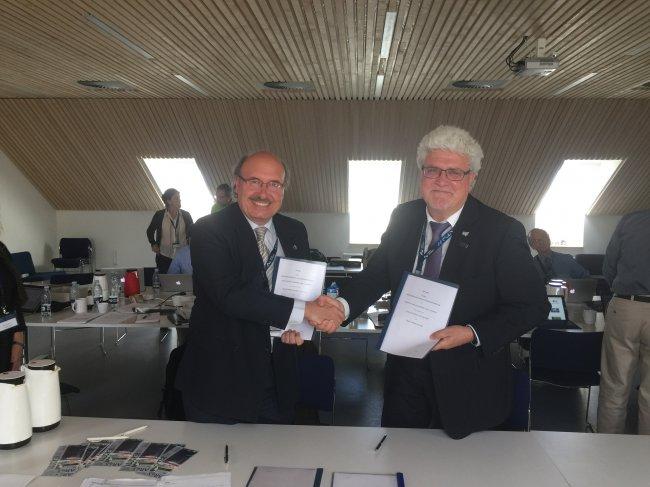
top-left (535, 159), bottom-right (622, 247)
top-left (143, 158), bottom-right (213, 220)
top-left (348, 160), bottom-right (402, 244)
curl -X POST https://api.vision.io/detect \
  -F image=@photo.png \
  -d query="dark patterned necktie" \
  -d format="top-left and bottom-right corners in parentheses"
top-left (422, 221), bottom-right (451, 280)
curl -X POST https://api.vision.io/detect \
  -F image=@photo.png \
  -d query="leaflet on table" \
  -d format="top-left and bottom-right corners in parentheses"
top-left (378, 272), bottom-right (459, 359)
top-left (332, 472), bottom-right (405, 487)
top-left (80, 472), bottom-right (231, 486)
top-left (247, 466), bottom-right (323, 487)
top-left (272, 257), bottom-right (327, 341)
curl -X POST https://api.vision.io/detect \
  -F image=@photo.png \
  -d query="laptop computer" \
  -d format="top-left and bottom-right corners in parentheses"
top-left (565, 278), bottom-right (597, 304)
top-left (159, 273), bottom-right (193, 294)
top-left (20, 285), bottom-right (44, 313)
top-left (539, 295), bottom-right (580, 330)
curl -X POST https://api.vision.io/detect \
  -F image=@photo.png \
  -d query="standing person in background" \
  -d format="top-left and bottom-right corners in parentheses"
top-left (146, 188), bottom-right (193, 274)
top-left (598, 210), bottom-right (650, 435)
top-left (211, 183), bottom-right (233, 213)
top-left (0, 241), bottom-right (27, 372)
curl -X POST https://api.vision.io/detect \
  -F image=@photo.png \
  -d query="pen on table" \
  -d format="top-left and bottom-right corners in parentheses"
top-left (374, 434), bottom-right (388, 451)
top-left (224, 444), bottom-right (229, 464)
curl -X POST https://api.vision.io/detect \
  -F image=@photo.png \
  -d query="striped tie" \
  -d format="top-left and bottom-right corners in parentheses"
top-left (254, 226), bottom-right (273, 287)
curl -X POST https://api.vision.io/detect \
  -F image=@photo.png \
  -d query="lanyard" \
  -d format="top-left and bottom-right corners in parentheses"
top-left (168, 212), bottom-right (180, 244)
top-left (263, 239), bottom-right (279, 272)
top-left (414, 221), bottom-right (453, 275)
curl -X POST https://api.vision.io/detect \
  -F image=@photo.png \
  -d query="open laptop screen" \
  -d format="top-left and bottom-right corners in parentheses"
top-left (547, 295), bottom-right (567, 321)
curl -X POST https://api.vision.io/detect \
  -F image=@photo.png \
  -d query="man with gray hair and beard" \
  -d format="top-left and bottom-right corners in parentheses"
top-left (327, 125), bottom-right (549, 438)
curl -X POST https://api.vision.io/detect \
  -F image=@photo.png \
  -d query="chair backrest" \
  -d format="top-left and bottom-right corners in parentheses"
top-left (574, 254), bottom-right (605, 276)
top-left (530, 329), bottom-right (603, 373)
top-left (309, 248), bottom-right (327, 262)
top-left (298, 354), bottom-right (335, 412)
top-left (10, 251), bottom-right (36, 276)
top-left (50, 273), bottom-right (94, 285)
top-left (59, 238), bottom-right (92, 259)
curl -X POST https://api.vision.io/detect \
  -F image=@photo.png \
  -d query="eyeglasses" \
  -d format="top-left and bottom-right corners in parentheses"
top-left (421, 166), bottom-right (472, 181)
top-left (237, 175), bottom-right (285, 192)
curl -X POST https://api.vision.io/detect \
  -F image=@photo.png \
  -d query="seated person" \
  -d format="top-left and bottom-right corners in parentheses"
top-left (528, 228), bottom-right (589, 282)
top-left (168, 244), bottom-right (192, 275)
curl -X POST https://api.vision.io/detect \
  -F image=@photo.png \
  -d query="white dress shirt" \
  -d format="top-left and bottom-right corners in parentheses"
top-left (245, 217), bottom-right (305, 325)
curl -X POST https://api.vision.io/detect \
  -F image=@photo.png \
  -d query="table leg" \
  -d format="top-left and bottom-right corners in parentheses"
top-left (99, 327), bottom-right (108, 356)
top-left (50, 327), bottom-right (56, 359)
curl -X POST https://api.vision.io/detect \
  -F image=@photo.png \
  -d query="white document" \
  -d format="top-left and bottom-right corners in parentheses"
top-left (272, 258), bottom-right (327, 341)
top-left (380, 273), bottom-right (458, 359)
top-left (332, 472), bottom-right (402, 487)
top-left (81, 473), bottom-right (231, 487)
top-left (0, 474), bottom-right (36, 487)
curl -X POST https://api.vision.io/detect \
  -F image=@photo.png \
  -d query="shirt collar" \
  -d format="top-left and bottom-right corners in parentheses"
top-left (245, 216), bottom-right (276, 240)
top-left (426, 205), bottom-right (464, 228)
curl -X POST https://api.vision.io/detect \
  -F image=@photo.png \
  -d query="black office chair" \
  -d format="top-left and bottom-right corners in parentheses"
top-left (298, 354), bottom-right (336, 425)
top-left (49, 273), bottom-right (94, 285)
top-left (500, 366), bottom-right (531, 431)
top-left (51, 238), bottom-right (92, 271)
top-left (529, 329), bottom-right (603, 432)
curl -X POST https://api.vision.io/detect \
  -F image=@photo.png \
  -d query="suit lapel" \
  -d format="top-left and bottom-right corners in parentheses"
top-left (398, 202), bottom-right (427, 275)
top-left (440, 195), bottom-right (481, 283)
top-left (273, 214), bottom-right (301, 258)
top-left (233, 206), bottom-right (266, 273)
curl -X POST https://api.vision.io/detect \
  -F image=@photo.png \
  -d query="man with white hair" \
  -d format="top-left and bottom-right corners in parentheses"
top-left (334, 125), bottom-right (549, 439)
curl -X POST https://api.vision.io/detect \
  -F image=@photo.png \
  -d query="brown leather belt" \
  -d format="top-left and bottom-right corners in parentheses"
top-left (616, 295), bottom-right (650, 303)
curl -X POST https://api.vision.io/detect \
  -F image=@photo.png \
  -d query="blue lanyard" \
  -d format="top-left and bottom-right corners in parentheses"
top-left (263, 239), bottom-right (279, 272)
top-left (414, 222), bottom-right (453, 275)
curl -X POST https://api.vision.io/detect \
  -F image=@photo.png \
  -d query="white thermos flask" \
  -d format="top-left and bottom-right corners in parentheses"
top-left (0, 371), bottom-right (33, 449)
top-left (25, 359), bottom-right (61, 432)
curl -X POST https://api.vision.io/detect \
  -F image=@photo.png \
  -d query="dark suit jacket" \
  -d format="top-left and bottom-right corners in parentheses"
top-left (340, 195), bottom-right (549, 438)
top-left (176, 204), bottom-right (310, 421)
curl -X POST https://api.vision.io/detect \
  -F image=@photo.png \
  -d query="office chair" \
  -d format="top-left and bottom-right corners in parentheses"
top-left (529, 329), bottom-right (603, 432)
top-left (500, 366), bottom-right (531, 432)
top-left (49, 273), bottom-right (94, 285)
top-left (51, 238), bottom-right (93, 271)
top-left (298, 354), bottom-right (336, 425)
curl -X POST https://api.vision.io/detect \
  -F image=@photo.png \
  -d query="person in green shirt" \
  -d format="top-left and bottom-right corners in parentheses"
top-left (211, 183), bottom-right (233, 213)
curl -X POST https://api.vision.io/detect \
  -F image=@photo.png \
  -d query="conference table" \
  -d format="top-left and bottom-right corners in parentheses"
top-left (1, 416), bottom-right (648, 486)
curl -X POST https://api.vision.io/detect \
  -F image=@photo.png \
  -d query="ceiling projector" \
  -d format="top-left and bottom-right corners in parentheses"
top-left (512, 56), bottom-right (560, 77)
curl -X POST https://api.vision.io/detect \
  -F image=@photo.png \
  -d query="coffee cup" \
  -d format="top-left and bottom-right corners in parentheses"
top-left (582, 308), bottom-right (597, 326)
top-left (97, 302), bottom-right (109, 313)
top-left (71, 298), bottom-right (87, 314)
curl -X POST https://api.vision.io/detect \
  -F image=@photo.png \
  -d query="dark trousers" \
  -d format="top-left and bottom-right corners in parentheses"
top-left (183, 385), bottom-right (292, 425)
top-left (155, 254), bottom-right (173, 274)
top-left (381, 355), bottom-right (442, 429)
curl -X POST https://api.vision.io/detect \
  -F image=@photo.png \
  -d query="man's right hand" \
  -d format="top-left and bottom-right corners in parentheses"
top-left (151, 244), bottom-right (160, 253)
top-left (305, 295), bottom-right (344, 334)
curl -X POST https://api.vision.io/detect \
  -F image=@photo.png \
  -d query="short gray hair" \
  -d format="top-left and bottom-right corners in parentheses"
top-left (416, 125), bottom-right (484, 173)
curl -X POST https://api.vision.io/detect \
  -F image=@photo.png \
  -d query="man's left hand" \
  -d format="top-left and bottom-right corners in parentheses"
top-left (430, 325), bottom-right (475, 351)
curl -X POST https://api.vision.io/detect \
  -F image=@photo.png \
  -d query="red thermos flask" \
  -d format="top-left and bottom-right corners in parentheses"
top-left (123, 269), bottom-right (140, 297)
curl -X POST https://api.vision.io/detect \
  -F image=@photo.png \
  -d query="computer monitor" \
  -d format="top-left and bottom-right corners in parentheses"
top-left (547, 295), bottom-right (568, 321)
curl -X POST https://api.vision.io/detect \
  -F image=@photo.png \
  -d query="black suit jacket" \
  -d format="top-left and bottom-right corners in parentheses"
top-left (176, 204), bottom-right (310, 421)
top-left (340, 195), bottom-right (549, 438)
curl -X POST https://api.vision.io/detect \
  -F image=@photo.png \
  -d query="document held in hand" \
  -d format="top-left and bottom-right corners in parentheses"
top-left (272, 257), bottom-right (327, 340)
top-left (379, 272), bottom-right (459, 358)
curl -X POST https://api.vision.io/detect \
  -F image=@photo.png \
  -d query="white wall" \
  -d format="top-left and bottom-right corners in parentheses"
top-left (52, 208), bottom-right (623, 267)
top-left (0, 150), bottom-right (57, 269)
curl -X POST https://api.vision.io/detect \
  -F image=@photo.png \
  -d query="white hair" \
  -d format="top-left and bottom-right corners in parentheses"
top-left (416, 125), bottom-right (484, 173)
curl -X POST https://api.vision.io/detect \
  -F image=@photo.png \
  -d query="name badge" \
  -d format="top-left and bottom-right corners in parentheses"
top-left (0, 312), bottom-right (18, 333)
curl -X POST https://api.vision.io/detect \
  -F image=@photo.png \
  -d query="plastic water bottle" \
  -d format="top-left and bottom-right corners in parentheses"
top-left (152, 269), bottom-right (161, 298)
top-left (326, 281), bottom-right (339, 298)
top-left (109, 274), bottom-right (119, 311)
top-left (69, 281), bottom-right (79, 305)
top-left (40, 285), bottom-right (52, 319)
top-left (93, 280), bottom-right (103, 308)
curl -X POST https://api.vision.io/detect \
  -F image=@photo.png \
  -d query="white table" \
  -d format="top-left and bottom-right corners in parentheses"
top-left (8, 416), bottom-right (648, 486)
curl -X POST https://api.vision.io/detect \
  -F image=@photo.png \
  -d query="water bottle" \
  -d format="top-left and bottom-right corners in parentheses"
top-left (109, 274), bottom-right (119, 311)
top-left (326, 281), bottom-right (339, 299)
top-left (93, 280), bottom-right (103, 308)
top-left (152, 269), bottom-right (161, 298)
top-left (40, 285), bottom-right (52, 319)
top-left (69, 281), bottom-right (79, 306)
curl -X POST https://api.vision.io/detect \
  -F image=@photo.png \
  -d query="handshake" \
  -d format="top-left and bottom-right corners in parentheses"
top-left (281, 295), bottom-right (345, 346)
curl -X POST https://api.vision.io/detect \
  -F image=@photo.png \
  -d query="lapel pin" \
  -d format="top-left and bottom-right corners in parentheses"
top-left (292, 244), bottom-right (298, 250)
top-left (461, 231), bottom-right (469, 237)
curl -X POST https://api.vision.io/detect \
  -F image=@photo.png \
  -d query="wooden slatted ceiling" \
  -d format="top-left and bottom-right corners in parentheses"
top-left (0, 0), bottom-right (649, 100)
top-left (0, 98), bottom-right (648, 215)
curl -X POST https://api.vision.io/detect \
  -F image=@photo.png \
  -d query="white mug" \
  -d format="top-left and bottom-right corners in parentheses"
top-left (72, 298), bottom-right (87, 314)
top-left (97, 302), bottom-right (109, 313)
top-left (583, 308), bottom-right (597, 326)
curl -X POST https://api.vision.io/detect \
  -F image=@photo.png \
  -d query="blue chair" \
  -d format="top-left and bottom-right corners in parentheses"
top-left (10, 251), bottom-right (65, 282)
top-left (298, 354), bottom-right (336, 425)
top-left (529, 329), bottom-right (603, 432)
top-left (51, 238), bottom-right (92, 270)
top-left (501, 366), bottom-right (531, 431)
top-left (49, 273), bottom-right (94, 285)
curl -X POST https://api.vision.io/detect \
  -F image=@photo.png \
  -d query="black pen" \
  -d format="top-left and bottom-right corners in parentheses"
top-left (224, 444), bottom-right (229, 464)
top-left (374, 434), bottom-right (388, 451)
